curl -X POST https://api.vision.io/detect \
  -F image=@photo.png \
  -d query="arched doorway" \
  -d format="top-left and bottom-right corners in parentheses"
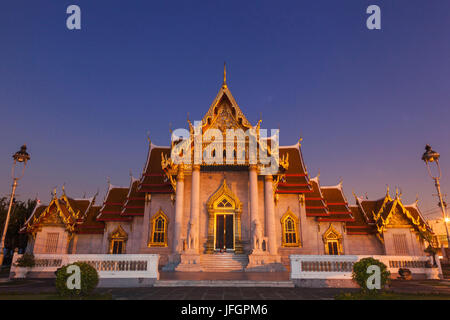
top-left (205, 179), bottom-right (243, 254)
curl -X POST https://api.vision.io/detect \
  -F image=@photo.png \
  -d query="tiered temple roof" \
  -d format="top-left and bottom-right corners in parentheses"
top-left (318, 183), bottom-right (354, 222)
top-left (346, 189), bottom-right (432, 240)
top-left (121, 177), bottom-right (146, 216)
top-left (21, 191), bottom-right (104, 235)
top-left (97, 184), bottom-right (131, 222)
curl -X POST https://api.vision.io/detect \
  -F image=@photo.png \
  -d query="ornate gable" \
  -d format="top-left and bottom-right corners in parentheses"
top-left (322, 224), bottom-right (343, 242)
top-left (201, 67), bottom-right (252, 133)
top-left (385, 205), bottom-right (411, 228)
top-left (108, 225), bottom-right (128, 241)
top-left (207, 179), bottom-right (242, 213)
top-left (41, 206), bottom-right (65, 227)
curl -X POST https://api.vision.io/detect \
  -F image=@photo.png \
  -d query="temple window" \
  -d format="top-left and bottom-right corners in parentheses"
top-left (393, 233), bottom-right (409, 255)
top-left (281, 208), bottom-right (300, 247)
top-left (149, 209), bottom-right (169, 247)
top-left (111, 239), bottom-right (125, 254)
top-left (108, 225), bottom-right (128, 254)
top-left (44, 232), bottom-right (59, 253)
top-left (326, 240), bottom-right (339, 255)
top-left (323, 224), bottom-right (343, 255)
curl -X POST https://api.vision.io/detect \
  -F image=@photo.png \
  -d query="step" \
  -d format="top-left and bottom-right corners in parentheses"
top-left (200, 254), bottom-right (249, 272)
top-left (154, 280), bottom-right (295, 287)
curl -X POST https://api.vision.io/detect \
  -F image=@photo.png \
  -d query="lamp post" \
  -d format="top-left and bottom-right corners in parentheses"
top-left (422, 144), bottom-right (450, 247)
top-left (0, 145), bottom-right (30, 266)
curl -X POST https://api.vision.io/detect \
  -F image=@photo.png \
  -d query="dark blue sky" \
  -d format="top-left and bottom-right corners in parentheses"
top-left (1, 1), bottom-right (449, 219)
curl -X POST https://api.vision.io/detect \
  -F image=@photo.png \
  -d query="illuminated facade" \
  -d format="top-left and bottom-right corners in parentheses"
top-left (22, 71), bottom-right (435, 272)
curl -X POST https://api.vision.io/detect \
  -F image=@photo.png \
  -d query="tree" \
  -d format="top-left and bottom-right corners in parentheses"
top-left (0, 197), bottom-right (36, 253)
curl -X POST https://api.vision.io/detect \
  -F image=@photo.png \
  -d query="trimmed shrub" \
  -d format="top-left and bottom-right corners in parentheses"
top-left (55, 262), bottom-right (99, 297)
top-left (352, 257), bottom-right (390, 292)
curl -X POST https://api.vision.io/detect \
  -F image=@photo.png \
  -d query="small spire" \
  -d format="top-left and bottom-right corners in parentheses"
top-left (223, 62), bottom-right (227, 88)
top-left (93, 188), bottom-right (100, 203)
top-left (386, 185), bottom-right (390, 197)
top-left (146, 131), bottom-right (151, 145)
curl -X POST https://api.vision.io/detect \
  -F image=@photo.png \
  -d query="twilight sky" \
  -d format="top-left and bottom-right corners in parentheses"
top-left (1, 1), bottom-right (449, 220)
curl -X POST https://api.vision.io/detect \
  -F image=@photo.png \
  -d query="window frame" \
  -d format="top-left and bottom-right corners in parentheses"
top-left (149, 209), bottom-right (169, 247)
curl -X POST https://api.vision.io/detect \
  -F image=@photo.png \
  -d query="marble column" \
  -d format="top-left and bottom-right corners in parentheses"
top-left (188, 164), bottom-right (201, 252)
top-left (172, 164), bottom-right (184, 253)
top-left (264, 174), bottom-right (278, 255)
top-left (249, 165), bottom-right (259, 250)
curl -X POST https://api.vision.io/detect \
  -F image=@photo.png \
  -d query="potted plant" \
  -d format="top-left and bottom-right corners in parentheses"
top-left (14, 253), bottom-right (35, 279)
top-left (398, 268), bottom-right (412, 280)
top-left (424, 245), bottom-right (438, 267)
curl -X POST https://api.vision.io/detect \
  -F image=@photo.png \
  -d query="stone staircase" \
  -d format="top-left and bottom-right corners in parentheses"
top-left (154, 280), bottom-right (294, 287)
top-left (200, 253), bottom-right (249, 272)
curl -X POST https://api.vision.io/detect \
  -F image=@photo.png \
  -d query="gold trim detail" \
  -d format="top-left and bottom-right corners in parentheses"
top-left (322, 224), bottom-right (343, 255)
top-left (148, 208), bottom-right (169, 247)
top-left (108, 225), bottom-right (128, 254)
top-left (281, 207), bottom-right (301, 247)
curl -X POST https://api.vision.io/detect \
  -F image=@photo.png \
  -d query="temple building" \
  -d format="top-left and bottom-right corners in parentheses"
top-left (21, 69), bottom-right (435, 272)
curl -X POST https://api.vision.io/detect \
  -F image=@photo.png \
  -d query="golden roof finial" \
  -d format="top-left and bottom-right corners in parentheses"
top-left (223, 62), bottom-right (227, 88)
top-left (146, 131), bottom-right (151, 145)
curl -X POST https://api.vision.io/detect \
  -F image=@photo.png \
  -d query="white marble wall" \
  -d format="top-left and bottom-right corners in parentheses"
top-left (33, 226), bottom-right (69, 254)
top-left (74, 234), bottom-right (104, 254)
top-left (383, 228), bottom-right (425, 256)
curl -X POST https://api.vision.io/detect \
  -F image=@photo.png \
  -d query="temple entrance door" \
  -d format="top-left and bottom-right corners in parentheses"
top-left (215, 214), bottom-right (234, 250)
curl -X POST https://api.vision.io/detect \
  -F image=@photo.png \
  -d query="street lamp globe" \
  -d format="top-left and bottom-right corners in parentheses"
top-left (422, 144), bottom-right (440, 163)
top-left (12, 145), bottom-right (30, 163)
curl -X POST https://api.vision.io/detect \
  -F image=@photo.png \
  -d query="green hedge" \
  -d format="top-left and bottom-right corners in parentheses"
top-left (352, 257), bottom-right (390, 292)
top-left (55, 262), bottom-right (99, 297)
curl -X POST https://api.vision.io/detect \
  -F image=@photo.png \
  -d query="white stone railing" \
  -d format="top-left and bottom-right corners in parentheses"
top-left (10, 254), bottom-right (159, 280)
top-left (290, 255), bottom-right (442, 280)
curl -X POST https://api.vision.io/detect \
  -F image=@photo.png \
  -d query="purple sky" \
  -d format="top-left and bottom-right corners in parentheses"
top-left (1, 1), bottom-right (449, 220)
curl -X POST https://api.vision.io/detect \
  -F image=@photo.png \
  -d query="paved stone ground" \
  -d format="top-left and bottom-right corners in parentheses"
top-left (102, 286), bottom-right (354, 300)
top-left (389, 279), bottom-right (450, 295)
top-left (1, 277), bottom-right (450, 299)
